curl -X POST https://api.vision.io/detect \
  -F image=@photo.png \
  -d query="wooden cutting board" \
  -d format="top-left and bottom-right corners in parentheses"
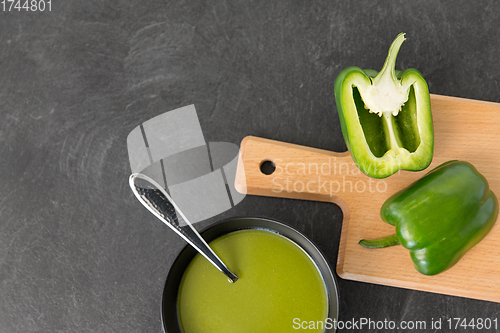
top-left (234, 94), bottom-right (500, 302)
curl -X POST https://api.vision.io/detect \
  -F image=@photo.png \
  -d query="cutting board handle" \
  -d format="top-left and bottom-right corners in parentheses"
top-left (235, 136), bottom-right (389, 212)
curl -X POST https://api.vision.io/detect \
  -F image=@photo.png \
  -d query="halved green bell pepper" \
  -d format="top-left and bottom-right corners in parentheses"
top-left (334, 33), bottom-right (433, 178)
top-left (360, 161), bottom-right (499, 276)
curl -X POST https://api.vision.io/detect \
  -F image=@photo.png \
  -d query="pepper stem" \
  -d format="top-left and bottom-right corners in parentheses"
top-left (356, 33), bottom-right (409, 117)
top-left (372, 32), bottom-right (406, 87)
top-left (359, 234), bottom-right (401, 249)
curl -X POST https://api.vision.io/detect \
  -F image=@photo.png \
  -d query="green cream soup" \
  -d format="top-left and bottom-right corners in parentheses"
top-left (177, 229), bottom-right (328, 333)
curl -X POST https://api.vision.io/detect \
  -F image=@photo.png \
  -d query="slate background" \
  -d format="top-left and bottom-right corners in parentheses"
top-left (1, 1), bottom-right (500, 332)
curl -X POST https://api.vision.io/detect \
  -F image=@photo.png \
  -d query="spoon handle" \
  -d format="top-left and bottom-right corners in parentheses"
top-left (129, 173), bottom-right (238, 283)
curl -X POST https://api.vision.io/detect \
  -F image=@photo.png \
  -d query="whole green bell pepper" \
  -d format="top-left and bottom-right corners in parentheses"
top-left (359, 161), bottom-right (499, 276)
top-left (334, 33), bottom-right (433, 179)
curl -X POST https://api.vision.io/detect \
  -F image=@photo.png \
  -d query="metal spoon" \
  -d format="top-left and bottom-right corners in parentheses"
top-left (129, 173), bottom-right (239, 283)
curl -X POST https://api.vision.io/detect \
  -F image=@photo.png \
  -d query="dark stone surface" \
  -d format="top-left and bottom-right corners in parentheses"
top-left (1, 1), bottom-right (500, 332)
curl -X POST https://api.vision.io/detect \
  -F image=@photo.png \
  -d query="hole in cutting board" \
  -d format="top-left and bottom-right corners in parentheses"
top-left (260, 160), bottom-right (276, 175)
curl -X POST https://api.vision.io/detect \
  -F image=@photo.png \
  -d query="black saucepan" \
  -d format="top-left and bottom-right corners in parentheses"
top-left (161, 216), bottom-right (339, 333)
